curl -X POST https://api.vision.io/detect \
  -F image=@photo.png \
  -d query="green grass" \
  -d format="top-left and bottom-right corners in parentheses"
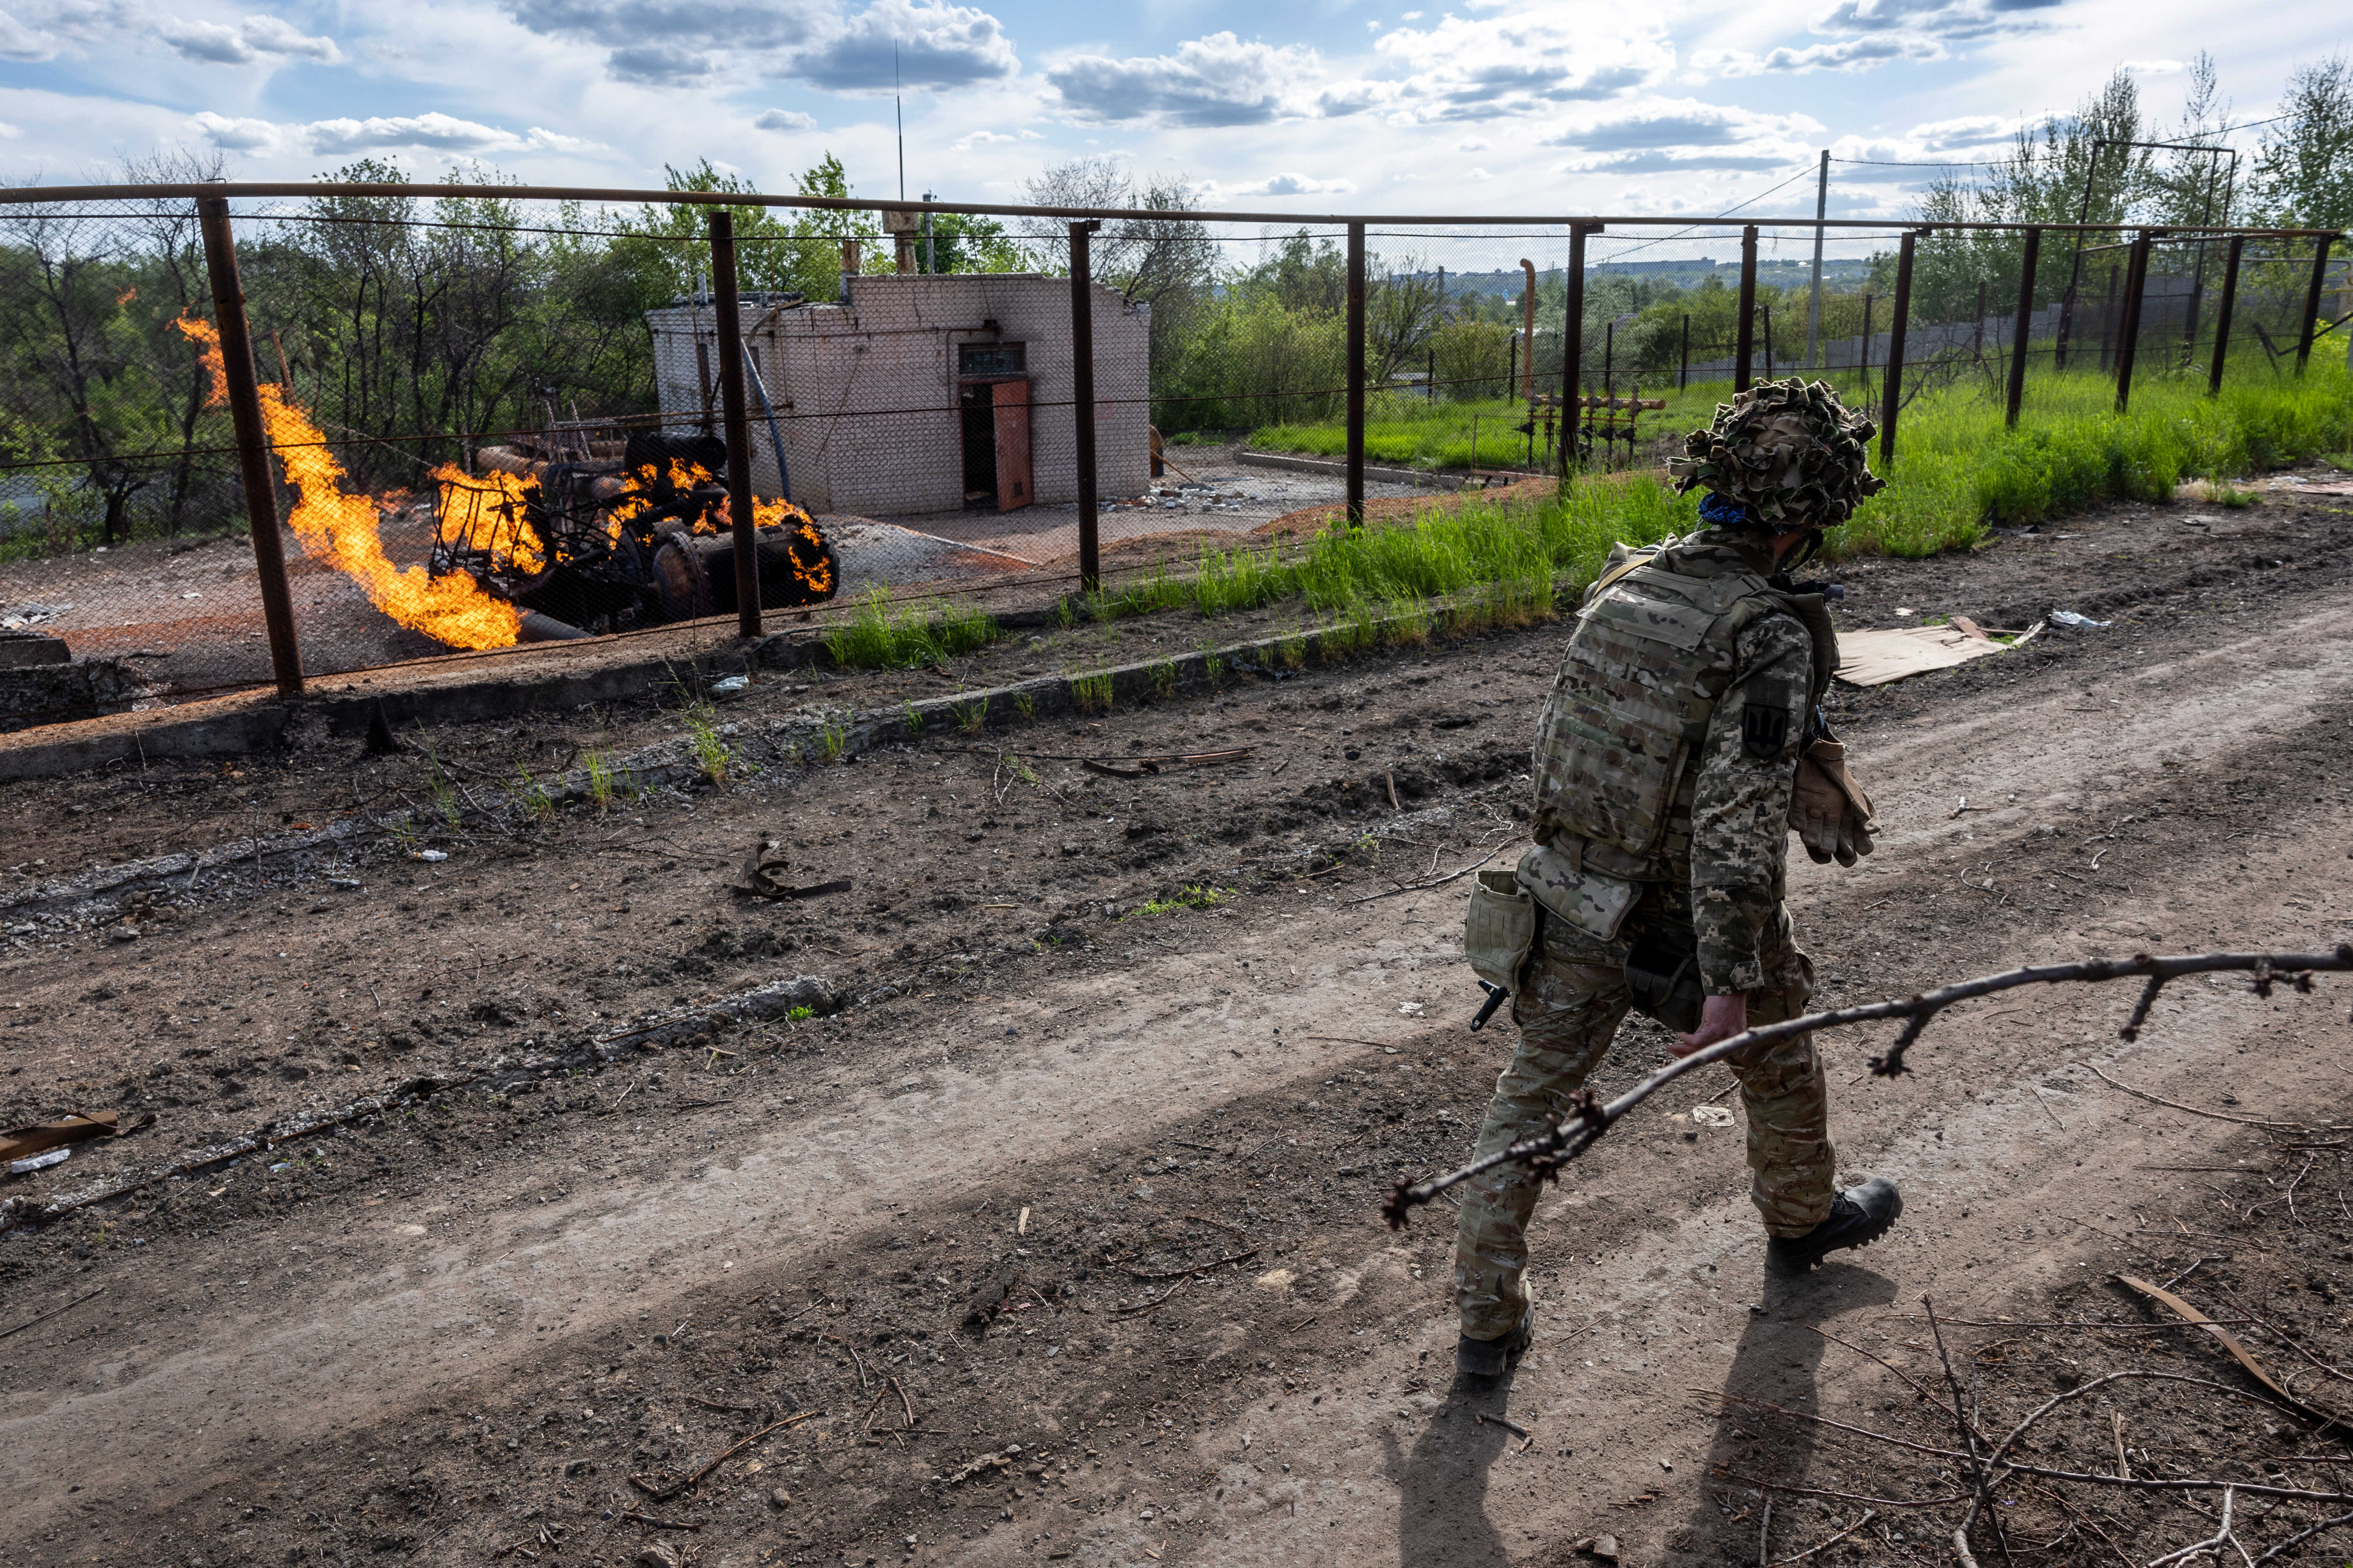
top-left (1249, 334), bottom-right (2353, 559)
top-left (1126, 884), bottom-right (1234, 918)
top-left (823, 588), bottom-right (999, 669)
top-left (799, 330), bottom-right (2348, 687)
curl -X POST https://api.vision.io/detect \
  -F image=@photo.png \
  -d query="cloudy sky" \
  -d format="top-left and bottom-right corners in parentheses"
top-left (0, 0), bottom-right (2343, 260)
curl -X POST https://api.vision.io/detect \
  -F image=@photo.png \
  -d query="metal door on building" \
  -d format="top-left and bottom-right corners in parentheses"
top-left (990, 380), bottom-right (1031, 512)
top-left (958, 342), bottom-right (1030, 513)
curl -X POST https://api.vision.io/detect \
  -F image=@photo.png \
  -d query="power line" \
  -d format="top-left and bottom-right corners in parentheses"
top-left (1829, 112), bottom-right (2290, 173)
top-left (1586, 163), bottom-right (1822, 266)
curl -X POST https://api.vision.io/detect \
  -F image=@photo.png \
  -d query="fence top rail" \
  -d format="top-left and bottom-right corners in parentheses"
top-left (0, 181), bottom-right (2342, 239)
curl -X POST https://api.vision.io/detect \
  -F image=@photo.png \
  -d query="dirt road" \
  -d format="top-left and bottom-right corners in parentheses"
top-left (3, 484), bottom-right (2349, 1568)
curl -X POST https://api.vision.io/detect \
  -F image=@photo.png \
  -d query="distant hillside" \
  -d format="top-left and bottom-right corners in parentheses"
top-left (1425, 257), bottom-right (1881, 299)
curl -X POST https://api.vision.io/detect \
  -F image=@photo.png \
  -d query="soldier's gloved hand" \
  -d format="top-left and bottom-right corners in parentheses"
top-left (1791, 740), bottom-right (1877, 867)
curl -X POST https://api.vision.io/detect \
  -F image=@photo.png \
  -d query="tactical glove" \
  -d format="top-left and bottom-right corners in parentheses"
top-left (1791, 739), bottom-right (1877, 867)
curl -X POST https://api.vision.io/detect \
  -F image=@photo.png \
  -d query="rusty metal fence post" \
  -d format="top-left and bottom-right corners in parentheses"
top-left (2208, 234), bottom-right (2244, 396)
top-left (1878, 231), bottom-right (1917, 469)
top-left (2295, 235), bottom-right (2336, 376)
top-left (1735, 225), bottom-right (1758, 393)
top-left (1345, 220), bottom-right (1365, 529)
top-left (707, 210), bottom-right (761, 639)
top-left (195, 194), bottom-right (303, 699)
top-left (1560, 223), bottom-right (1593, 480)
top-left (2113, 230), bottom-right (2154, 414)
top-left (2005, 226), bottom-right (2041, 429)
top-left (1069, 219), bottom-right (1103, 591)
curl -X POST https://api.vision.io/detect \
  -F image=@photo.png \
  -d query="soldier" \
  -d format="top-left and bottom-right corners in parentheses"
top-left (1453, 378), bottom-right (1900, 1379)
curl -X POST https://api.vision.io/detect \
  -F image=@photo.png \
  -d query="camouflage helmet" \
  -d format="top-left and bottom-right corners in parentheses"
top-left (1668, 377), bottom-right (1887, 531)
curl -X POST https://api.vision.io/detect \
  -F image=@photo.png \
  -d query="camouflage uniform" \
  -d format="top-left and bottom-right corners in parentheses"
top-left (1453, 524), bottom-right (1838, 1342)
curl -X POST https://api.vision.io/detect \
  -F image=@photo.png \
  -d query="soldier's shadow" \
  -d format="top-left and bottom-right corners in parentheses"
top-left (1384, 1367), bottom-right (1519, 1566)
top-left (1674, 1260), bottom-right (1899, 1560)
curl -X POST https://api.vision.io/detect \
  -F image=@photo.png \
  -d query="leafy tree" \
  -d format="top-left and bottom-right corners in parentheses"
top-left (2252, 54), bottom-right (2353, 231)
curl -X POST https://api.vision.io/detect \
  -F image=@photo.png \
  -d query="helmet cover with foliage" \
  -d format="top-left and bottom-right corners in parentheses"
top-left (1668, 377), bottom-right (1887, 531)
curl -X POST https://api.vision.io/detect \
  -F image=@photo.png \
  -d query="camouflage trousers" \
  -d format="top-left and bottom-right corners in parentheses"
top-left (1453, 901), bottom-right (1834, 1342)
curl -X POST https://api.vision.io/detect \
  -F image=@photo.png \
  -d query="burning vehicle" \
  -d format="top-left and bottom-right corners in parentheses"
top-left (432, 425), bottom-right (839, 640)
top-left (176, 312), bottom-right (835, 654)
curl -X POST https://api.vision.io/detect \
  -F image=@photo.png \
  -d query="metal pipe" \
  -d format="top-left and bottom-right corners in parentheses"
top-left (14, 182), bottom-right (2338, 235)
top-left (1518, 258), bottom-right (1536, 402)
top-left (2005, 226), bottom-right (2041, 428)
top-left (1560, 224), bottom-right (1593, 481)
top-left (195, 195), bottom-right (302, 699)
top-left (1603, 320), bottom-right (1615, 469)
top-left (708, 210), bottom-right (761, 639)
top-left (1878, 231), bottom-right (1917, 469)
top-left (1735, 225), bottom-right (1758, 393)
top-left (1860, 293), bottom-right (1874, 401)
top-left (739, 345), bottom-right (791, 502)
top-left (2108, 267), bottom-right (2127, 374)
top-left (1805, 149), bottom-right (1828, 368)
top-left (1069, 220), bottom-right (1102, 590)
top-left (1679, 313), bottom-right (1689, 391)
top-left (2208, 234), bottom-right (2243, 397)
top-left (2296, 235), bottom-right (2336, 376)
top-left (1346, 220), bottom-right (1365, 529)
top-left (2113, 230), bottom-right (2155, 415)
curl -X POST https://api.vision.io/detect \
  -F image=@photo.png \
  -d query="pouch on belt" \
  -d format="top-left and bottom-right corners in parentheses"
top-left (1463, 869), bottom-right (1537, 992)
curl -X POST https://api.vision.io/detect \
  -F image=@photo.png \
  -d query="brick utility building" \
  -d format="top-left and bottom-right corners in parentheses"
top-left (645, 274), bottom-right (1150, 518)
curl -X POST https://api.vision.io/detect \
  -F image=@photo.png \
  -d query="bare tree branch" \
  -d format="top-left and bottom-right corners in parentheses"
top-left (1385, 946), bottom-right (2353, 1228)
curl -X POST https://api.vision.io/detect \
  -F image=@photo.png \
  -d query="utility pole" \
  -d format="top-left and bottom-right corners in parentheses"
top-left (1805, 149), bottom-right (1829, 368)
top-left (923, 189), bottom-right (934, 274)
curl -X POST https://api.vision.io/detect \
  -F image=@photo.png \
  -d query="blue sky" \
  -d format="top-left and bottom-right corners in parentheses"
top-left (0, 0), bottom-right (2344, 260)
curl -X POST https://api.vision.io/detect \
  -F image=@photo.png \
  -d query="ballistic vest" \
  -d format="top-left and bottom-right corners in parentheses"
top-left (1530, 536), bottom-right (1827, 887)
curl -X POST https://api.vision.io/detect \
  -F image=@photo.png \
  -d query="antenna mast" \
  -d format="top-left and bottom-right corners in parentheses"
top-left (895, 43), bottom-right (906, 203)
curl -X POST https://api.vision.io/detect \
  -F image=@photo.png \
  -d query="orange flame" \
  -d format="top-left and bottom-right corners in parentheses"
top-left (177, 311), bottom-right (523, 650)
top-left (431, 464), bottom-right (546, 575)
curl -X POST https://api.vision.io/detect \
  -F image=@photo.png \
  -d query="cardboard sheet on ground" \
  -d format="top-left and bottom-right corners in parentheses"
top-left (1835, 624), bottom-right (2016, 687)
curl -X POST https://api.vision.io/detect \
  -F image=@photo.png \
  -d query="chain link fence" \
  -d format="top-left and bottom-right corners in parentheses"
top-left (1, 183), bottom-right (2343, 732)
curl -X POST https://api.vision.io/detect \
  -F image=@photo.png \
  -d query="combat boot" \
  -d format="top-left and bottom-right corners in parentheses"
top-left (1766, 1177), bottom-right (1903, 1272)
top-left (1455, 1307), bottom-right (1534, 1379)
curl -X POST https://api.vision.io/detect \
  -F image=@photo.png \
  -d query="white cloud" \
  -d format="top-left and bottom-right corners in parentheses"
top-left (1544, 98), bottom-right (1821, 173)
top-left (2123, 58), bottom-right (2185, 73)
top-left (501, 0), bottom-right (1014, 88)
top-left (1341, 11), bottom-right (1672, 121)
top-left (754, 108), bottom-right (818, 130)
top-left (236, 13), bottom-right (337, 59)
top-left (0, 3), bottom-right (75, 62)
top-left (0, 119), bottom-right (22, 137)
top-left (1048, 32), bottom-right (1321, 127)
top-left (190, 109), bottom-right (603, 156)
top-left (793, 0), bottom-right (1018, 89)
top-left (1698, 35), bottom-right (1943, 75)
top-left (1700, 0), bottom-right (2060, 78)
top-left (1904, 113), bottom-right (2012, 150)
top-left (951, 127), bottom-right (1017, 148)
top-left (159, 12), bottom-right (340, 64)
top-left (1463, 165), bottom-right (1491, 181)
top-left (1203, 170), bottom-right (1357, 197)
top-left (1049, 13), bottom-right (1666, 129)
top-left (1454, 135), bottom-right (1488, 151)
top-left (503, 0), bottom-right (828, 83)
